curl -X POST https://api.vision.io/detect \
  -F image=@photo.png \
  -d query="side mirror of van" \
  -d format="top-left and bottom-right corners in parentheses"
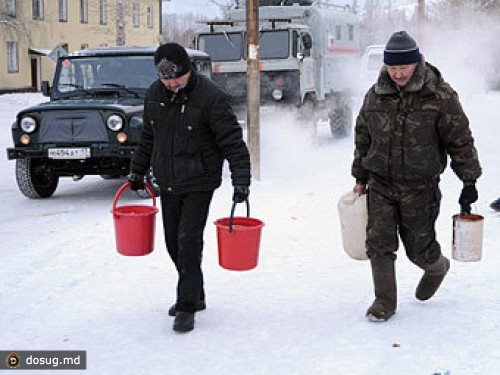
top-left (41, 81), bottom-right (51, 97)
top-left (302, 34), bottom-right (312, 50)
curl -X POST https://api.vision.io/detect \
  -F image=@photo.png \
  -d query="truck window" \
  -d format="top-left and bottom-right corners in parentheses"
top-left (192, 59), bottom-right (212, 79)
top-left (348, 24), bottom-right (354, 41)
top-left (292, 31), bottom-right (299, 57)
top-left (57, 59), bottom-right (94, 91)
top-left (259, 30), bottom-right (289, 59)
top-left (335, 25), bottom-right (342, 40)
top-left (241, 30), bottom-right (290, 60)
top-left (198, 33), bottom-right (243, 62)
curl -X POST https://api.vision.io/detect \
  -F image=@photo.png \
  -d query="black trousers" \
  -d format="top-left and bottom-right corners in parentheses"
top-left (160, 189), bottom-right (214, 313)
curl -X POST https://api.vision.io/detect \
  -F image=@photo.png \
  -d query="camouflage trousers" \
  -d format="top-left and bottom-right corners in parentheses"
top-left (366, 180), bottom-right (442, 269)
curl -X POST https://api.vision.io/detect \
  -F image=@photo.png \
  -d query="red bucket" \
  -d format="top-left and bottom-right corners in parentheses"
top-left (214, 200), bottom-right (264, 271)
top-left (111, 182), bottom-right (159, 256)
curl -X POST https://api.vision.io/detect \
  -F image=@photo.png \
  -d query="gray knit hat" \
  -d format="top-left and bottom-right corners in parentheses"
top-left (384, 31), bottom-right (421, 66)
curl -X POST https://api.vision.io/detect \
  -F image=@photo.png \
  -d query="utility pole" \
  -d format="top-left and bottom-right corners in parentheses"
top-left (246, 0), bottom-right (261, 180)
top-left (159, 0), bottom-right (163, 42)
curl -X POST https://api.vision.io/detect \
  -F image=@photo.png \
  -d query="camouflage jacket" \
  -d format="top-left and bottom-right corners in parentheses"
top-left (352, 57), bottom-right (481, 188)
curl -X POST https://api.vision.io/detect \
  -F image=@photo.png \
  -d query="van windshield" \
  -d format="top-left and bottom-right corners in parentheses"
top-left (198, 33), bottom-right (243, 62)
top-left (55, 56), bottom-right (157, 94)
top-left (198, 30), bottom-right (290, 61)
top-left (256, 30), bottom-right (290, 59)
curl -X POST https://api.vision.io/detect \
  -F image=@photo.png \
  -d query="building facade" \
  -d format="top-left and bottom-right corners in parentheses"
top-left (1, 0), bottom-right (162, 92)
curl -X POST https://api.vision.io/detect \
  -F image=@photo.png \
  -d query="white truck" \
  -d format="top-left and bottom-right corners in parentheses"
top-left (193, 0), bottom-right (361, 137)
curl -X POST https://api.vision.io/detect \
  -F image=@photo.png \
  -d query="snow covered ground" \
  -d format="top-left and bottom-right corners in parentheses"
top-left (1, 88), bottom-right (499, 374)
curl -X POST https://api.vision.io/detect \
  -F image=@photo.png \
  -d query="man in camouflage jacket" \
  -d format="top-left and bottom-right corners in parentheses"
top-left (352, 31), bottom-right (482, 322)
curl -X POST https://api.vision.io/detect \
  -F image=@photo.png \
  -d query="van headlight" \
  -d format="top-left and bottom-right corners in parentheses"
top-left (20, 116), bottom-right (37, 133)
top-left (272, 89), bottom-right (283, 101)
top-left (107, 114), bottom-right (123, 131)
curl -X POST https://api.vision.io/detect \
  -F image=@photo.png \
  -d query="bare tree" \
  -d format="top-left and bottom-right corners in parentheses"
top-left (0, 11), bottom-right (36, 43)
top-left (208, 0), bottom-right (235, 13)
top-left (116, 0), bottom-right (127, 45)
top-left (360, 0), bottom-right (415, 46)
top-left (113, 0), bottom-right (146, 46)
top-left (162, 12), bottom-right (214, 47)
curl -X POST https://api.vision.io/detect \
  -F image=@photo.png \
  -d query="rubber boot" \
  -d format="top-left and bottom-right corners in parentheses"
top-left (415, 255), bottom-right (450, 301)
top-left (366, 256), bottom-right (397, 322)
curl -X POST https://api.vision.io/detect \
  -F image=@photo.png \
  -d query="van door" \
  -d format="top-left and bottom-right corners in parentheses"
top-left (298, 32), bottom-right (315, 102)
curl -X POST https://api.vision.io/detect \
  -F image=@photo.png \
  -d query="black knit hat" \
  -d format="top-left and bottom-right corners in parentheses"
top-left (384, 31), bottom-right (421, 66)
top-left (154, 43), bottom-right (191, 79)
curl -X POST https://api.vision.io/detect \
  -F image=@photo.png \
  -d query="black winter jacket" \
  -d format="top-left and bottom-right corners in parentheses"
top-left (131, 72), bottom-right (251, 193)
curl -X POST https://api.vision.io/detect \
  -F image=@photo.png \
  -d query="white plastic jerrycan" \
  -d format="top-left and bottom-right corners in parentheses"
top-left (337, 191), bottom-right (369, 261)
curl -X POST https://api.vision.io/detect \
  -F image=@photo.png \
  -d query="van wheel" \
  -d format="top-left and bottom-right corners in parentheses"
top-left (16, 159), bottom-right (59, 198)
top-left (329, 105), bottom-right (352, 139)
top-left (135, 168), bottom-right (160, 198)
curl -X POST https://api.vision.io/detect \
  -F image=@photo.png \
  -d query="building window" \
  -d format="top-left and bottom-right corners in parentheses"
top-left (133, 3), bottom-right (140, 28)
top-left (146, 5), bottom-right (153, 28)
top-left (32, 0), bottom-right (44, 20)
top-left (59, 0), bottom-right (68, 22)
top-left (6, 0), bottom-right (16, 17)
top-left (80, 0), bottom-right (88, 23)
top-left (81, 44), bottom-right (89, 50)
top-left (7, 42), bottom-right (19, 73)
top-left (100, 0), bottom-right (108, 25)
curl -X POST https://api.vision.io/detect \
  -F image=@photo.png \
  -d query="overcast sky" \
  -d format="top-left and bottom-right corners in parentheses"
top-left (162, 0), bottom-right (421, 17)
top-left (163, 0), bottom-right (222, 17)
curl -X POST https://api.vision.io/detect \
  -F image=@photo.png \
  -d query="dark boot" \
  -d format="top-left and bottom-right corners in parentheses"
top-left (173, 312), bottom-right (195, 333)
top-left (415, 255), bottom-right (450, 301)
top-left (168, 300), bottom-right (206, 317)
top-left (366, 256), bottom-right (397, 322)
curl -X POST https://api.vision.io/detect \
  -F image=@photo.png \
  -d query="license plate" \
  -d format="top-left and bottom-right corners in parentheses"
top-left (260, 105), bottom-right (276, 114)
top-left (48, 147), bottom-right (91, 159)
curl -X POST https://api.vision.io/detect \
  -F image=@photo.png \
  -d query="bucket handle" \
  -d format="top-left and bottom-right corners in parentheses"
top-left (112, 182), bottom-right (157, 212)
top-left (229, 199), bottom-right (250, 233)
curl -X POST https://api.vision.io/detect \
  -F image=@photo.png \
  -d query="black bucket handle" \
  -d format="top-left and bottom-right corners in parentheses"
top-left (229, 199), bottom-right (250, 233)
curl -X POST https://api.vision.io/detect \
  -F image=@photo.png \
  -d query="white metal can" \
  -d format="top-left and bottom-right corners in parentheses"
top-left (452, 213), bottom-right (484, 262)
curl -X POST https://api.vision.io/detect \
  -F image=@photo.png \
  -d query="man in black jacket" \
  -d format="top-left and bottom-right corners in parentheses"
top-left (129, 43), bottom-right (251, 333)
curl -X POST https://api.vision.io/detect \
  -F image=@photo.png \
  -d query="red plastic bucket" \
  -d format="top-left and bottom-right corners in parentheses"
top-left (111, 182), bottom-right (159, 256)
top-left (214, 200), bottom-right (264, 271)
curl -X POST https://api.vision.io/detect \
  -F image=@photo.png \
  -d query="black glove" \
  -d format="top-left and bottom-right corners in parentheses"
top-left (127, 173), bottom-right (145, 191)
top-left (233, 185), bottom-right (249, 203)
top-left (459, 181), bottom-right (478, 214)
